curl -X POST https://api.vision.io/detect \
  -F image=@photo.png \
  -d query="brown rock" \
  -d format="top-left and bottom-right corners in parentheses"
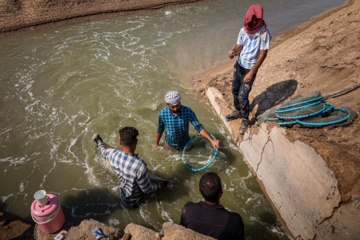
top-left (124, 223), bottom-right (160, 240)
top-left (162, 222), bottom-right (215, 240)
top-left (34, 219), bottom-right (121, 240)
top-left (0, 212), bottom-right (34, 240)
top-left (66, 219), bottom-right (122, 240)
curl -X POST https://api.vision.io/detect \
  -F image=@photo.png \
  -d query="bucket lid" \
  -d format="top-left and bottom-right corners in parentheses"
top-left (31, 194), bottom-right (59, 218)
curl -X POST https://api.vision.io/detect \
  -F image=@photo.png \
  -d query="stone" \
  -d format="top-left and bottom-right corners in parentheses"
top-left (124, 223), bottom-right (160, 240)
top-left (34, 219), bottom-right (121, 240)
top-left (240, 124), bottom-right (341, 239)
top-left (0, 214), bottom-right (34, 240)
top-left (162, 222), bottom-right (215, 240)
top-left (315, 195), bottom-right (360, 240)
top-left (206, 86), bottom-right (360, 240)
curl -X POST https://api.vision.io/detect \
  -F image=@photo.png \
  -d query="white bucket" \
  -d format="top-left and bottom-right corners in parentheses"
top-left (34, 190), bottom-right (50, 207)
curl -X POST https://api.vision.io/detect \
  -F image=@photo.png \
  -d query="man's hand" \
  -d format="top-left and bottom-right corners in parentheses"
top-left (244, 71), bottom-right (255, 83)
top-left (211, 139), bottom-right (220, 150)
top-left (162, 181), bottom-right (169, 188)
top-left (152, 143), bottom-right (158, 149)
top-left (229, 45), bottom-right (243, 60)
top-left (199, 129), bottom-right (220, 150)
top-left (228, 50), bottom-right (236, 59)
top-left (92, 133), bottom-right (103, 143)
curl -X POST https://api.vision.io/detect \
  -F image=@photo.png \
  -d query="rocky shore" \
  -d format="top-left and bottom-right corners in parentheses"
top-left (0, 212), bottom-right (216, 239)
top-left (1, 0), bottom-right (359, 239)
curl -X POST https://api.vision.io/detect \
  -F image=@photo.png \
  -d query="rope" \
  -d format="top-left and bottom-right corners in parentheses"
top-left (278, 96), bottom-right (323, 109)
top-left (275, 101), bottom-right (322, 113)
top-left (276, 103), bottom-right (333, 120)
top-left (296, 107), bottom-right (349, 126)
top-left (264, 93), bottom-right (350, 127)
top-left (182, 134), bottom-right (218, 172)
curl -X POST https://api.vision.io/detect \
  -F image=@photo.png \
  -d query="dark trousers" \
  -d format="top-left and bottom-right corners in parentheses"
top-left (231, 62), bottom-right (257, 120)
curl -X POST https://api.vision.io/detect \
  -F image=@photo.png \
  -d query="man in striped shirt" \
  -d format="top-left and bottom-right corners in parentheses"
top-left (226, 4), bottom-right (272, 135)
top-left (153, 91), bottom-right (219, 150)
top-left (92, 127), bottom-right (167, 207)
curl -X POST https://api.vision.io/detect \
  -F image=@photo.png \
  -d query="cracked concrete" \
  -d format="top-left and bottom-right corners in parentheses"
top-left (206, 87), bottom-right (359, 240)
top-left (256, 136), bottom-right (271, 172)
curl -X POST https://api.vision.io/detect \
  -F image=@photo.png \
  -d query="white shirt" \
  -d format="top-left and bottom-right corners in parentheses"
top-left (237, 25), bottom-right (272, 69)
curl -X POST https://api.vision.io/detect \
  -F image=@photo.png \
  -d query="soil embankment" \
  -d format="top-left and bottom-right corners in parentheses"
top-left (193, 0), bottom-right (360, 203)
top-left (194, 0), bottom-right (360, 238)
top-left (0, 0), bottom-right (211, 36)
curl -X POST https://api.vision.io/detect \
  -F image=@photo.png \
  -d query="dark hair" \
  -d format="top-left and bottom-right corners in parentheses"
top-left (199, 172), bottom-right (222, 203)
top-left (119, 127), bottom-right (139, 146)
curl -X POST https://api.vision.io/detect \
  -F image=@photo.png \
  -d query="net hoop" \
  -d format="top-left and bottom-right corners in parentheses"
top-left (182, 133), bottom-right (218, 172)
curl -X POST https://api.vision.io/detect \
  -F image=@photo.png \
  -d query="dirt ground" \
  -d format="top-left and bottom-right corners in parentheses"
top-left (192, 0), bottom-right (360, 202)
top-left (0, 0), bottom-right (211, 36)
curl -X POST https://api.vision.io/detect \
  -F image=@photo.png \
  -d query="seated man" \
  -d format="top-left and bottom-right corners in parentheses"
top-left (153, 91), bottom-right (219, 150)
top-left (180, 172), bottom-right (244, 240)
top-left (92, 127), bottom-right (167, 207)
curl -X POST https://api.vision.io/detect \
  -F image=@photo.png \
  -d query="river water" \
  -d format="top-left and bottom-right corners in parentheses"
top-left (0, 0), bottom-right (344, 239)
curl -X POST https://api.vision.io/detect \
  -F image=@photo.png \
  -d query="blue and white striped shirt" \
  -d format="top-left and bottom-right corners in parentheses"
top-left (97, 142), bottom-right (164, 207)
top-left (237, 25), bottom-right (272, 69)
top-left (157, 105), bottom-right (204, 150)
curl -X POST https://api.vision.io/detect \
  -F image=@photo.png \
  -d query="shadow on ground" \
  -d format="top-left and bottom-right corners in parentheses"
top-left (250, 80), bottom-right (298, 123)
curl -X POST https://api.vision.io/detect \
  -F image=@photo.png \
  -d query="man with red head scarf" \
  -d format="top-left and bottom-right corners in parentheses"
top-left (226, 4), bottom-right (271, 135)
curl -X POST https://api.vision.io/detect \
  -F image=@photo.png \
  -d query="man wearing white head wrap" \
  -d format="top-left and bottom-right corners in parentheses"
top-left (164, 91), bottom-right (181, 105)
top-left (153, 91), bottom-right (220, 150)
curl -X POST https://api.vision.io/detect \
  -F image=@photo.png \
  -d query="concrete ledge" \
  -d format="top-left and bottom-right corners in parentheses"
top-left (206, 87), bottom-right (360, 240)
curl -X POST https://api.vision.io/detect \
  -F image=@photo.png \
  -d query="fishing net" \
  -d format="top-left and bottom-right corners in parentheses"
top-left (257, 91), bottom-right (357, 127)
top-left (182, 134), bottom-right (218, 172)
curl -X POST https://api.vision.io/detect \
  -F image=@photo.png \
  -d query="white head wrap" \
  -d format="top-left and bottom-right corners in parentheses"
top-left (165, 91), bottom-right (181, 105)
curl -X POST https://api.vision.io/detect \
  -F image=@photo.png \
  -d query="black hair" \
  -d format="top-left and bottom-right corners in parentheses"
top-left (119, 127), bottom-right (139, 146)
top-left (199, 172), bottom-right (222, 203)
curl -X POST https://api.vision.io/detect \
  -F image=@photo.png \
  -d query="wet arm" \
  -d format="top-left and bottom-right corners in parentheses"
top-left (153, 132), bottom-right (163, 148)
top-left (153, 114), bottom-right (165, 148)
top-left (200, 129), bottom-right (219, 150)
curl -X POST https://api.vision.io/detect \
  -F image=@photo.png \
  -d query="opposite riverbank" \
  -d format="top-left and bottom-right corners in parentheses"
top-left (0, 0), bottom-right (211, 36)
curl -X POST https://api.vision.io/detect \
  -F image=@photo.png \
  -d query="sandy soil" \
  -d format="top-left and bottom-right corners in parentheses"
top-left (0, 0), bottom-right (211, 36)
top-left (192, 0), bottom-right (360, 202)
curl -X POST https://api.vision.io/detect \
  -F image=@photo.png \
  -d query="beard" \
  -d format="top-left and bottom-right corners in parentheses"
top-left (171, 109), bottom-right (179, 114)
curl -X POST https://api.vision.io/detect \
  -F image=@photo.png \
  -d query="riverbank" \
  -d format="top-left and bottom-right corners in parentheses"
top-left (194, 0), bottom-right (360, 238)
top-left (193, 0), bottom-right (360, 203)
top-left (0, 0), bottom-right (211, 37)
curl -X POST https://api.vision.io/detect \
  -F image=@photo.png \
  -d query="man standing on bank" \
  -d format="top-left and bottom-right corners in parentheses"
top-left (92, 127), bottom-right (167, 207)
top-left (226, 4), bottom-right (271, 135)
top-left (180, 172), bottom-right (245, 240)
top-left (153, 91), bottom-right (219, 150)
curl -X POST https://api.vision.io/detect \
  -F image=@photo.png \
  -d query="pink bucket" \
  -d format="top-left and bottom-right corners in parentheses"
top-left (31, 193), bottom-right (65, 234)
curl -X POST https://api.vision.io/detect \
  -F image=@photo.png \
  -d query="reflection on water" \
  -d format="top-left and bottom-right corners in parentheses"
top-left (0, 0), bottom-right (343, 239)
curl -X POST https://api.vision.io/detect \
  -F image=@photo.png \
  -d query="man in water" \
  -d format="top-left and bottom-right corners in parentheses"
top-left (180, 172), bottom-right (245, 240)
top-left (153, 91), bottom-right (219, 150)
top-left (226, 4), bottom-right (272, 135)
top-left (92, 127), bottom-right (167, 207)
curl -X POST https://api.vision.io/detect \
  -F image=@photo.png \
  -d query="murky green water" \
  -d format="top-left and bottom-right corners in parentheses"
top-left (0, 0), bottom-right (344, 239)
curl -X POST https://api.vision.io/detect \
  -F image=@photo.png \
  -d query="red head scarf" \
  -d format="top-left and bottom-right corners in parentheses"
top-left (244, 4), bottom-right (267, 34)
